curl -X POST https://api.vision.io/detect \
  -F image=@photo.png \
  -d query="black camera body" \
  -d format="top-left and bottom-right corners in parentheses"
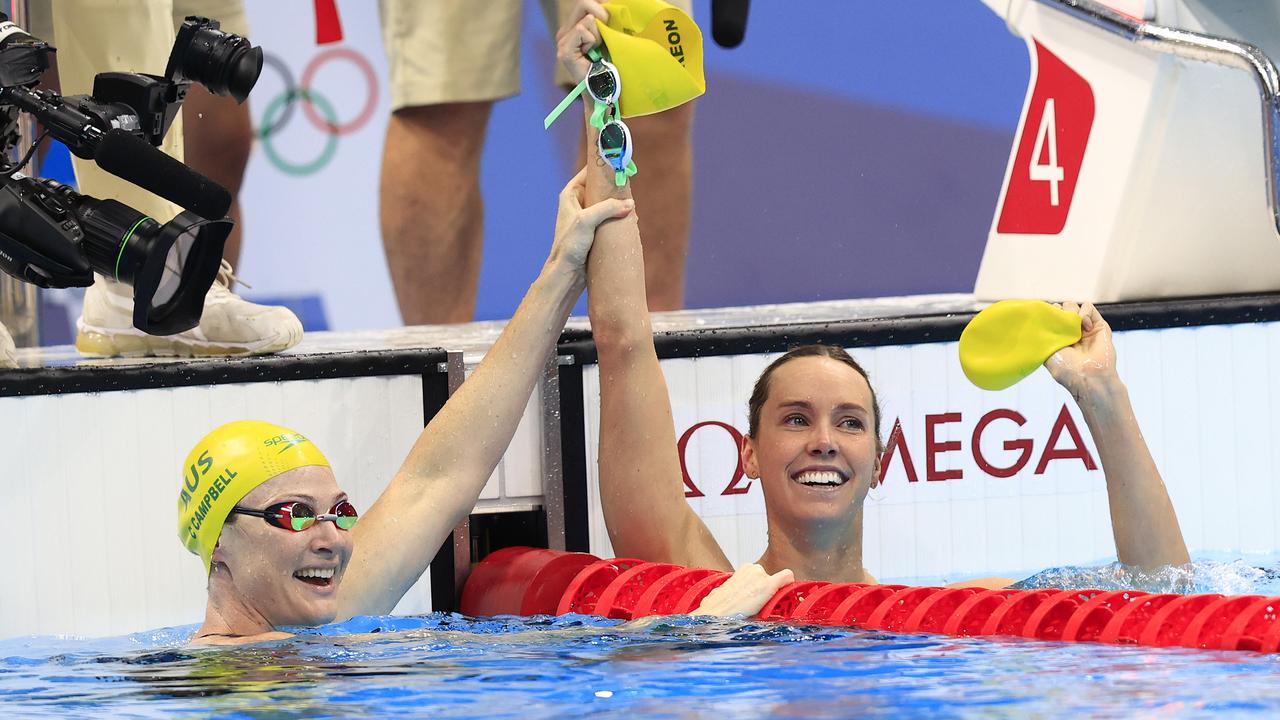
top-left (0, 174), bottom-right (88, 287)
top-left (0, 14), bottom-right (261, 335)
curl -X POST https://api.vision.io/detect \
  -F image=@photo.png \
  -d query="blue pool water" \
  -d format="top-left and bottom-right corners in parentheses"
top-left (4, 559), bottom-right (1280, 719)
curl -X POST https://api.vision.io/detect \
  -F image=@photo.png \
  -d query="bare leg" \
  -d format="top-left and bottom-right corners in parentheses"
top-left (182, 85), bottom-right (252, 267)
top-left (379, 102), bottom-right (491, 325)
top-left (575, 102), bottom-right (694, 311)
top-left (627, 102), bottom-right (694, 311)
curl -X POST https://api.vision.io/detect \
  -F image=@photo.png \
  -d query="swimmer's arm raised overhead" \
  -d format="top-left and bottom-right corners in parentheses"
top-left (336, 171), bottom-right (633, 618)
top-left (1046, 302), bottom-right (1189, 570)
top-left (558, 3), bottom-right (731, 570)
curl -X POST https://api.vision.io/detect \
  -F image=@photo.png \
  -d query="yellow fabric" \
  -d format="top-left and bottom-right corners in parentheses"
top-left (959, 300), bottom-right (1083, 391)
top-left (178, 420), bottom-right (330, 573)
top-left (377, 0), bottom-right (695, 107)
top-left (597, 0), bottom-right (705, 117)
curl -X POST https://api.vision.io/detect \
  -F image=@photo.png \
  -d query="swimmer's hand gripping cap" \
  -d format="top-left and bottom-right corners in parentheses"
top-left (177, 420), bottom-right (331, 574)
top-left (598, 0), bottom-right (706, 118)
top-left (959, 300), bottom-right (1083, 391)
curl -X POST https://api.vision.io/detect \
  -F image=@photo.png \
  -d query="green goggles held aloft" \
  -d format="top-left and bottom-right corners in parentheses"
top-left (545, 48), bottom-right (617, 129)
top-left (545, 47), bottom-right (638, 187)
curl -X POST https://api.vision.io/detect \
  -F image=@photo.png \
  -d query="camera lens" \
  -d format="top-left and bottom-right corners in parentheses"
top-left (169, 18), bottom-right (263, 103)
top-left (132, 213), bottom-right (230, 334)
top-left (181, 28), bottom-right (262, 103)
top-left (153, 224), bottom-right (197, 306)
top-left (44, 182), bottom-right (229, 334)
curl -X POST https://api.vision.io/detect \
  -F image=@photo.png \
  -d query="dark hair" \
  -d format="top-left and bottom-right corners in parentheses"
top-left (747, 344), bottom-right (883, 453)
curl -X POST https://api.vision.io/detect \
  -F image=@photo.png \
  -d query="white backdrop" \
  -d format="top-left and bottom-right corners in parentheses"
top-left (237, 0), bottom-right (399, 331)
top-left (0, 374), bottom-right (430, 638)
top-left (584, 323), bottom-right (1280, 583)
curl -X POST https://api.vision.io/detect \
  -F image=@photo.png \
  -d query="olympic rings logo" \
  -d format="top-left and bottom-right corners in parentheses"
top-left (255, 47), bottom-right (379, 177)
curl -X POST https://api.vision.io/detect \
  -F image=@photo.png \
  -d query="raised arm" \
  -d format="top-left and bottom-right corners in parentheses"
top-left (558, 5), bottom-right (731, 569)
top-left (1046, 302), bottom-right (1189, 569)
top-left (338, 171), bottom-right (633, 617)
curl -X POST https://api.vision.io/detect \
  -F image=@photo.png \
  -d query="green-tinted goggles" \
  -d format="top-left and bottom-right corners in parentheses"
top-left (230, 500), bottom-right (359, 532)
top-left (544, 47), bottom-right (619, 129)
top-left (585, 57), bottom-right (620, 105)
top-left (598, 117), bottom-right (638, 186)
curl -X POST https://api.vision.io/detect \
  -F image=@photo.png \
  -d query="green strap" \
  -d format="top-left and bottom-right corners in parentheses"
top-left (544, 79), bottom-right (586, 129)
top-left (589, 99), bottom-right (610, 129)
top-left (543, 47), bottom-right (606, 129)
top-left (614, 160), bottom-right (637, 187)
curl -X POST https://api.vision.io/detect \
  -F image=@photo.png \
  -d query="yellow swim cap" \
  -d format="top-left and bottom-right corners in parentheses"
top-left (597, 0), bottom-right (705, 118)
top-left (177, 420), bottom-right (330, 574)
top-left (959, 300), bottom-right (1083, 391)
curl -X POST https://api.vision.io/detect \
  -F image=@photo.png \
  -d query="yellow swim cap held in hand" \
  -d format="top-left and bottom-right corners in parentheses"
top-left (597, 0), bottom-right (705, 117)
top-left (959, 300), bottom-right (1083, 391)
top-left (177, 420), bottom-right (331, 573)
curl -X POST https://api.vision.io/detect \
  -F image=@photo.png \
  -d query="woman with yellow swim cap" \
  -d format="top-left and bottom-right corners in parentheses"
top-left (557, 2), bottom-right (1188, 586)
top-left (179, 169), bottom-right (636, 645)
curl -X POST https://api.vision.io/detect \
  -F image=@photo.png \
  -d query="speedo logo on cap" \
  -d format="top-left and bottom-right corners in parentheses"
top-left (265, 433), bottom-right (310, 453)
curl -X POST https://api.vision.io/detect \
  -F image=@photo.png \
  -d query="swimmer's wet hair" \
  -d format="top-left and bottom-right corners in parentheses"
top-left (747, 344), bottom-right (883, 453)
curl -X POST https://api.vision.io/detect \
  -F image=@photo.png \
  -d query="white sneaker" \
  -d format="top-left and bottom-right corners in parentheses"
top-left (76, 260), bottom-right (304, 358)
top-left (0, 320), bottom-right (15, 369)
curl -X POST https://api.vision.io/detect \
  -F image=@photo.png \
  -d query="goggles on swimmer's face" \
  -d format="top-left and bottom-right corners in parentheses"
top-left (229, 500), bottom-right (359, 532)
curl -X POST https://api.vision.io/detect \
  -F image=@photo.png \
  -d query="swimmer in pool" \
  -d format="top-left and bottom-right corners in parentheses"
top-left (179, 170), bottom-right (636, 645)
top-left (179, 171), bottom-right (788, 646)
top-left (557, 1), bottom-right (1189, 587)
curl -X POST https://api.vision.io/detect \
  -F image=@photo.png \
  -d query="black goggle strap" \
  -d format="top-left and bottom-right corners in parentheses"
top-left (544, 46), bottom-right (609, 129)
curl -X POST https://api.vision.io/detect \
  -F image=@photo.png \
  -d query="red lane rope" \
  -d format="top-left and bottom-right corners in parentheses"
top-left (461, 548), bottom-right (1280, 654)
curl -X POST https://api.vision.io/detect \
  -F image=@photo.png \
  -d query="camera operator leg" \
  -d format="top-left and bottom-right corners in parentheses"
top-left (378, 0), bottom-right (522, 325)
top-left (174, 0), bottom-right (252, 269)
top-left (180, 85), bottom-right (250, 267)
top-left (380, 102), bottom-right (489, 325)
top-left (51, 0), bottom-right (302, 357)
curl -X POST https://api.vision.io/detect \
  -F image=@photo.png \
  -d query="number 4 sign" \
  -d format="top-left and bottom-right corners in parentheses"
top-left (997, 41), bottom-right (1095, 235)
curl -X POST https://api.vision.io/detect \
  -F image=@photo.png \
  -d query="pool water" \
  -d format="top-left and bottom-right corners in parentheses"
top-left (4, 560), bottom-right (1280, 719)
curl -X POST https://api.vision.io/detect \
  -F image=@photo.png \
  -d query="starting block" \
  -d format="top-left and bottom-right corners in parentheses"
top-left (975, 0), bottom-right (1280, 302)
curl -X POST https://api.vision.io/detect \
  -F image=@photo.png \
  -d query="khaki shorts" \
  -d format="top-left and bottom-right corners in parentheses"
top-left (379, 0), bottom-right (694, 110)
top-left (23, 0), bottom-right (249, 220)
top-left (26, 0), bottom-right (250, 58)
